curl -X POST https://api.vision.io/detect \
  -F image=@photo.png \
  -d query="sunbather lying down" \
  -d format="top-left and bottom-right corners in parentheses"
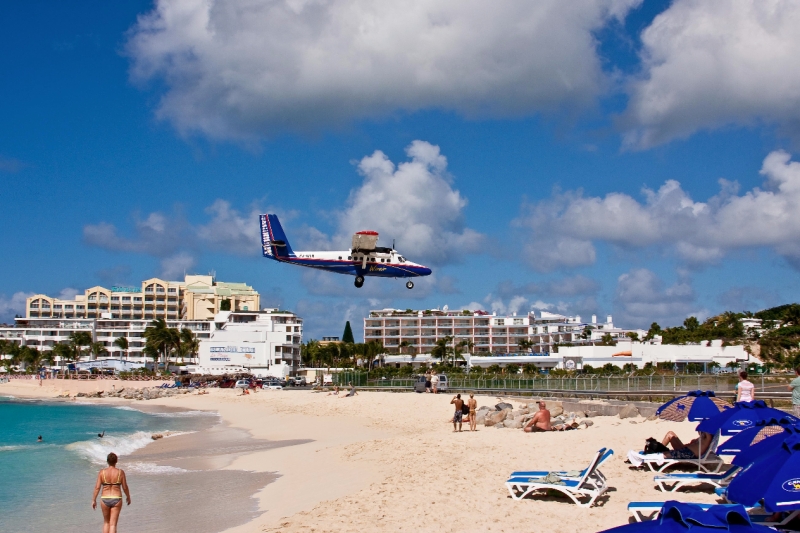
top-left (626, 431), bottom-right (714, 466)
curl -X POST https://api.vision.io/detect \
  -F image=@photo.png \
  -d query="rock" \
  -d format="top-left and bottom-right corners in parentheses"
top-left (646, 414), bottom-right (658, 421)
top-left (629, 420), bottom-right (638, 424)
top-left (504, 418), bottom-right (524, 429)
top-left (151, 434), bottom-right (163, 440)
top-left (495, 402), bottom-right (513, 411)
top-left (618, 404), bottom-right (640, 419)
top-left (581, 420), bottom-right (594, 427)
top-left (485, 409), bottom-right (510, 427)
top-left (477, 405), bottom-right (491, 411)
top-left (474, 411), bottom-right (487, 425)
top-left (549, 405), bottom-right (564, 417)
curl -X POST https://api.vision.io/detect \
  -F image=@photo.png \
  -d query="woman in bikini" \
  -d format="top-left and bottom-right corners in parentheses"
top-left (91, 452), bottom-right (131, 533)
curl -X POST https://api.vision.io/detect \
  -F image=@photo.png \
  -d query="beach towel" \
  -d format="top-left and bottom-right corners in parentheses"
top-left (527, 473), bottom-right (566, 485)
top-left (627, 450), bottom-right (665, 467)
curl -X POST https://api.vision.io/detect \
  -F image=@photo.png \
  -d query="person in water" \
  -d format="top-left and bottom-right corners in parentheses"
top-left (37, 435), bottom-right (42, 442)
top-left (92, 452), bottom-right (131, 533)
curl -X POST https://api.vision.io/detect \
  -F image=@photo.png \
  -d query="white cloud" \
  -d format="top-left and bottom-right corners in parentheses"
top-left (0, 292), bottom-right (33, 323)
top-left (332, 140), bottom-right (481, 265)
top-left (196, 200), bottom-right (262, 254)
top-left (614, 268), bottom-right (705, 328)
top-left (622, 0), bottom-right (800, 148)
top-left (83, 213), bottom-right (190, 256)
top-left (515, 150), bottom-right (800, 271)
top-left (160, 252), bottom-right (196, 279)
top-left (57, 288), bottom-right (80, 300)
top-left (126, 0), bottom-right (641, 139)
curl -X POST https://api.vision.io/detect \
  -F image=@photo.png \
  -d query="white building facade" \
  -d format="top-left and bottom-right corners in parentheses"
top-left (364, 308), bottom-right (639, 355)
top-left (191, 310), bottom-right (303, 378)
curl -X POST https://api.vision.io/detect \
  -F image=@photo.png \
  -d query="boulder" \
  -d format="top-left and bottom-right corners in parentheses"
top-left (495, 402), bottom-right (513, 411)
top-left (474, 411), bottom-right (487, 425)
top-left (485, 409), bottom-right (510, 427)
top-left (76, 392), bottom-right (87, 397)
top-left (618, 404), bottom-right (640, 419)
top-left (504, 418), bottom-right (524, 429)
top-left (549, 405), bottom-right (564, 417)
top-left (581, 420), bottom-right (594, 427)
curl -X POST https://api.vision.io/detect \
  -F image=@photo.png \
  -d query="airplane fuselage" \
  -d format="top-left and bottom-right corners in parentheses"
top-left (273, 249), bottom-right (431, 279)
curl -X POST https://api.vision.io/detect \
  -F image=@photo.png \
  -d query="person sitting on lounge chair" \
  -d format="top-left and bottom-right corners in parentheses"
top-left (523, 401), bottom-right (552, 432)
top-left (660, 430), bottom-right (714, 459)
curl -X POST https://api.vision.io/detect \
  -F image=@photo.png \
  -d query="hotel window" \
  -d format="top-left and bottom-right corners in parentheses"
top-left (122, 297), bottom-right (130, 302)
top-left (54, 305), bottom-right (62, 309)
top-left (42, 302), bottom-right (51, 309)
top-left (65, 305), bottom-right (73, 310)
top-left (77, 305), bottom-right (85, 310)
top-left (513, 318), bottom-right (523, 325)
top-left (494, 319), bottom-right (504, 326)
top-left (168, 288), bottom-right (177, 294)
top-left (145, 286), bottom-right (154, 294)
top-left (134, 297), bottom-right (142, 302)
top-left (30, 302), bottom-right (39, 309)
top-left (111, 296), bottom-right (119, 302)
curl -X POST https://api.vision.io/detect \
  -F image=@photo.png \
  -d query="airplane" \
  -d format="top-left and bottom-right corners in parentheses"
top-left (259, 214), bottom-right (432, 289)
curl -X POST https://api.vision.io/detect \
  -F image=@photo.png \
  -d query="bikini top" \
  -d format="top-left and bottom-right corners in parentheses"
top-left (101, 468), bottom-right (122, 487)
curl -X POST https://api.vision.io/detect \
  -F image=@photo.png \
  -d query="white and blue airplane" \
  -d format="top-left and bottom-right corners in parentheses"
top-left (259, 214), bottom-right (432, 289)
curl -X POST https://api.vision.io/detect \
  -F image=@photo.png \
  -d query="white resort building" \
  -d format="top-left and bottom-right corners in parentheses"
top-left (367, 308), bottom-right (755, 371)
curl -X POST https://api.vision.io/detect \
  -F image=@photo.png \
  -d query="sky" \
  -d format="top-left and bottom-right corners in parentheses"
top-left (2, 0), bottom-right (800, 339)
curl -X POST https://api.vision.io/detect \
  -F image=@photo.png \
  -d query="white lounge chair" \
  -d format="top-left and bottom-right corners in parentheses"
top-left (653, 466), bottom-right (739, 492)
top-left (510, 448), bottom-right (614, 481)
top-left (634, 432), bottom-right (725, 473)
top-left (505, 449), bottom-right (610, 508)
top-left (628, 501), bottom-right (800, 526)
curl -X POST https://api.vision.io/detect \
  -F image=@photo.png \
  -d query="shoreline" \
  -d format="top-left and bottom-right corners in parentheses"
top-left (2, 380), bottom-right (716, 533)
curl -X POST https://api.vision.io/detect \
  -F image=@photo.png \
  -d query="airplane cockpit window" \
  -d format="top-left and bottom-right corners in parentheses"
top-left (399, 257), bottom-right (405, 262)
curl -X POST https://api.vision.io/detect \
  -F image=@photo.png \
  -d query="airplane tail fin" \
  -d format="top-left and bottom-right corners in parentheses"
top-left (259, 214), bottom-right (295, 259)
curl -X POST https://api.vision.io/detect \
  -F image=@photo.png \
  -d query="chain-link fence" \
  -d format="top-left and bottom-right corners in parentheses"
top-left (332, 371), bottom-right (793, 394)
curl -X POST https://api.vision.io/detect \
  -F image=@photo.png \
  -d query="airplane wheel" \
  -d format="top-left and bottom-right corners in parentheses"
top-left (406, 281), bottom-right (414, 289)
top-left (355, 276), bottom-right (365, 288)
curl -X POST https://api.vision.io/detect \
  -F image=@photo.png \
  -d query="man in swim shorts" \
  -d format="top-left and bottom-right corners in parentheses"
top-left (451, 394), bottom-right (464, 432)
top-left (467, 393), bottom-right (478, 431)
top-left (523, 401), bottom-right (552, 432)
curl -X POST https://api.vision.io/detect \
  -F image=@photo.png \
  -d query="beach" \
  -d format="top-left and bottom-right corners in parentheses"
top-left (2, 379), bottom-right (713, 533)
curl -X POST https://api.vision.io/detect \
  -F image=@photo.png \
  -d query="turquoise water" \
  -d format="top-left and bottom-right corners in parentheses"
top-left (0, 396), bottom-right (213, 532)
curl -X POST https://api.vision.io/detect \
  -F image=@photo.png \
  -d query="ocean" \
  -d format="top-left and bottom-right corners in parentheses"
top-left (0, 396), bottom-right (216, 532)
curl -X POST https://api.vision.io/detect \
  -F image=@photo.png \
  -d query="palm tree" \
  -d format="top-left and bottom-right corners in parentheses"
top-left (143, 318), bottom-right (179, 371)
top-left (51, 343), bottom-right (73, 374)
top-left (517, 338), bottom-right (534, 353)
top-left (175, 328), bottom-right (199, 363)
top-left (69, 331), bottom-right (92, 374)
top-left (21, 346), bottom-right (42, 374)
top-left (0, 339), bottom-right (12, 369)
top-left (113, 337), bottom-right (129, 360)
top-left (89, 342), bottom-right (108, 360)
top-left (398, 340), bottom-right (411, 356)
top-left (431, 336), bottom-right (452, 362)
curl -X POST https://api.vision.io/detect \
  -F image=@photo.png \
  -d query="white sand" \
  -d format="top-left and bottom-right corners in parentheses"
top-left (3, 380), bottom-right (717, 533)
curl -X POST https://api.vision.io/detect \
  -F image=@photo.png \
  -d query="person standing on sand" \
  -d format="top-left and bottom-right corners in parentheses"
top-left (431, 371), bottom-right (440, 394)
top-left (92, 452), bottom-right (131, 533)
top-left (788, 367), bottom-right (800, 417)
top-left (523, 401), bottom-right (552, 432)
top-left (736, 371), bottom-right (755, 402)
top-left (425, 371), bottom-right (432, 393)
top-left (467, 394), bottom-right (478, 431)
top-left (451, 394), bottom-right (464, 432)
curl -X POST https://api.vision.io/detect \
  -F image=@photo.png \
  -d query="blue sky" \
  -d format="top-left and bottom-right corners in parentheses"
top-left (2, 0), bottom-right (800, 339)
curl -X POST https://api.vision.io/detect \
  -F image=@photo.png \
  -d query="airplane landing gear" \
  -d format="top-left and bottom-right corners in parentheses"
top-left (406, 281), bottom-right (414, 289)
top-left (355, 276), bottom-right (364, 288)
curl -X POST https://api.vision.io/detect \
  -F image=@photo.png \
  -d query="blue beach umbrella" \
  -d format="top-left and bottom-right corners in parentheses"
top-left (716, 417), bottom-right (797, 456)
top-left (656, 391), bottom-right (732, 422)
top-left (727, 434), bottom-right (800, 513)
top-left (696, 400), bottom-right (796, 436)
top-left (598, 501), bottom-right (774, 533)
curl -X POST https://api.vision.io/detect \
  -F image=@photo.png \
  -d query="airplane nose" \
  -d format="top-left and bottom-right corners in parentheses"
top-left (420, 266), bottom-right (432, 276)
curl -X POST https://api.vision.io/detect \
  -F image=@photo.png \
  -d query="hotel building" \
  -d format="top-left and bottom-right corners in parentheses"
top-left (25, 275), bottom-right (260, 321)
top-left (364, 308), bottom-right (632, 355)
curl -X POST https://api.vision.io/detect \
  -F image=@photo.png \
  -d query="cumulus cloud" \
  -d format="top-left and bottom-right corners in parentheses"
top-left (125, 0), bottom-right (640, 139)
top-left (0, 292), bottom-right (33, 323)
top-left (622, 0), bottom-right (800, 148)
top-left (196, 200), bottom-right (263, 254)
top-left (614, 268), bottom-right (705, 328)
top-left (160, 252), bottom-right (196, 279)
top-left (331, 140), bottom-right (481, 265)
top-left (515, 150), bottom-right (800, 271)
top-left (83, 213), bottom-right (191, 256)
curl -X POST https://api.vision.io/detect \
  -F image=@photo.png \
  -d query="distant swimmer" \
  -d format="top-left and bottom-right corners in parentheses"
top-left (98, 431), bottom-right (105, 439)
top-left (37, 435), bottom-right (43, 442)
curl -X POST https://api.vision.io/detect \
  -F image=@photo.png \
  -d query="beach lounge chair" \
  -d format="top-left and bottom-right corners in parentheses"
top-left (505, 449), bottom-right (609, 507)
top-left (628, 501), bottom-right (800, 526)
top-left (510, 448), bottom-right (614, 481)
top-left (653, 466), bottom-right (739, 492)
top-left (633, 432), bottom-right (724, 473)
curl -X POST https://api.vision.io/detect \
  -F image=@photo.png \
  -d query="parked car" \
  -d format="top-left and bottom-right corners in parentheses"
top-left (263, 378), bottom-right (282, 390)
top-left (234, 379), bottom-right (250, 389)
top-left (292, 376), bottom-right (307, 386)
top-left (412, 374), bottom-right (449, 393)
